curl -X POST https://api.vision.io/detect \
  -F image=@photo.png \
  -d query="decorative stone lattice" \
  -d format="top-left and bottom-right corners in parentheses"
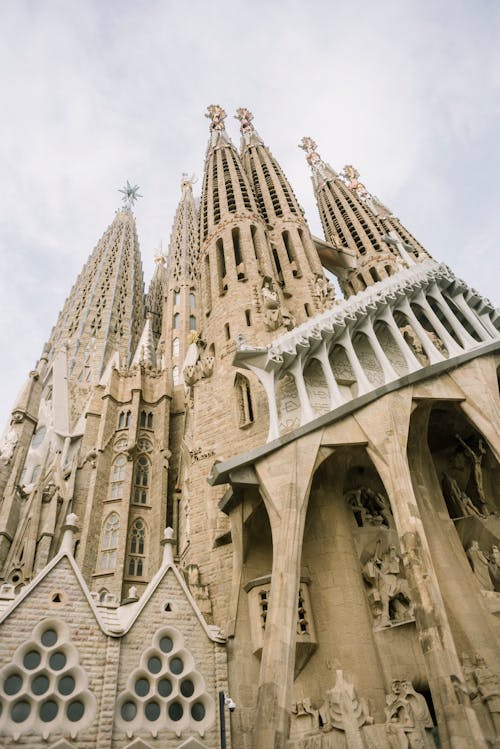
top-left (115, 626), bottom-right (215, 739)
top-left (0, 618), bottom-right (96, 740)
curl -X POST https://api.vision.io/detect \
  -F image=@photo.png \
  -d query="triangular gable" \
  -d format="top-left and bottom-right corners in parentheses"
top-left (176, 738), bottom-right (207, 749)
top-left (124, 740), bottom-right (154, 749)
top-left (49, 741), bottom-right (76, 749)
top-left (0, 550), bottom-right (104, 632)
top-left (119, 558), bottom-right (224, 644)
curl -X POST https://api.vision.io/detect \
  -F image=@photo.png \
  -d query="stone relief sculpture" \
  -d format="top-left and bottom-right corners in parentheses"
top-left (385, 679), bottom-right (435, 749)
top-left (399, 325), bottom-right (427, 364)
top-left (488, 546), bottom-right (500, 591)
top-left (441, 473), bottom-right (485, 519)
top-left (319, 670), bottom-right (373, 742)
top-left (467, 541), bottom-right (494, 591)
top-left (290, 698), bottom-right (318, 738)
top-left (461, 653), bottom-right (500, 744)
top-left (314, 274), bottom-right (336, 310)
top-left (455, 435), bottom-right (491, 515)
top-left (346, 487), bottom-right (394, 528)
top-left (362, 543), bottom-right (413, 627)
top-left (0, 428), bottom-right (18, 463)
top-left (261, 277), bottom-right (283, 331)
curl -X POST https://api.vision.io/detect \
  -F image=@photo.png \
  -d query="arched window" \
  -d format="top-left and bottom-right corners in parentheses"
top-left (174, 290), bottom-right (181, 306)
top-left (173, 366), bottom-right (180, 386)
top-left (235, 374), bottom-right (254, 428)
top-left (173, 313), bottom-right (180, 329)
top-left (127, 519), bottom-right (146, 577)
top-left (140, 411), bottom-right (153, 429)
top-left (189, 315), bottom-right (196, 331)
top-left (100, 513), bottom-right (120, 570)
top-left (118, 410), bottom-right (131, 429)
top-left (133, 456), bottom-right (150, 504)
top-left (172, 337), bottom-right (180, 358)
top-left (110, 454), bottom-right (127, 499)
top-left (189, 292), bottom-right (196, 308)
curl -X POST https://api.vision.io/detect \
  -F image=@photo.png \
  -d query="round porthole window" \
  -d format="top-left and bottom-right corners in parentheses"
top-left (170, 656), bottom-right (183, 675)
top-left (58, 675), bottom-right (75, 695)
top-left (120, 701), bottom-right (137, 722)
top-left (168, 701), bottom-right (183, 721)
top-left (191, 701), bottom-right (206, 721)
top-left (180, 678), bottom-right (194, 697)
top-left (134, 678), bottom-right (150, 697)
top-left (40, 699), bottom-right (58, 722)
top-left (159, 635), bottom-right (173, 653)
top-left (11, 700), bottom-right (31, 723)
top-left (67, 700), bottom-right (85, 722)
top-left (4, 673), bottom-right (23, 695)
top-left (41, 629), bottom-right (58, 647)
top-left (145, 700), bottom-right (160, 721)
top-left (23, 650), bottom-right (41, 670)
top-left (158, 677), bottom-right (172, 697)
top-left (32, 674), bottom-right (50, 695)
top-left (147, 656), bottom-right (162, 674)
top-left (49, 651), bottom-right (67, 671)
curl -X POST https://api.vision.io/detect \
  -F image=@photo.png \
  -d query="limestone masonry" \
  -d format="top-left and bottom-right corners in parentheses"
top-left (0, 105), bottom-right (499, 749)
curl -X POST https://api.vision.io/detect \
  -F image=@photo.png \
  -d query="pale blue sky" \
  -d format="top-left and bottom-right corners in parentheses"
top-left (0, 0), bottom-right (499, 430)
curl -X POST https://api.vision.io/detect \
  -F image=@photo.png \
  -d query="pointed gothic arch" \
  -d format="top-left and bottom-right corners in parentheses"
top-left (234, 373), bottom-right (254, 428)
top-left (127, 518), bottom-right (147, 577)
top-left (99, 512), bottom-right (120, 571)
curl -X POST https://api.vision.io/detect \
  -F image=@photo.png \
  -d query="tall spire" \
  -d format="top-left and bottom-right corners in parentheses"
top-left (160, 174), bottom-right (200, 384)
top-left (300, 138), bottom-right (429, 296)
top-left (47, 186), bottom-right (145, 407)
top-left (237, 110), bottom-right (332, 318)
top-left (145, 244), bottom-right (167, 345)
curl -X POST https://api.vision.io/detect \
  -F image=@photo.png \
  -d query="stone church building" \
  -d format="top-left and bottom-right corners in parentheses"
top-left (0, 105), bottom-right (499, 748)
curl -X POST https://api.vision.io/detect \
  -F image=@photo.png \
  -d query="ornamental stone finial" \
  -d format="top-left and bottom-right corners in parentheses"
top-left (235, 107), bottom-right (254, 134)
top-left (181, 172), bottom-right (197, 193)
top-left (340, 165), bottom-right (368, 199)
top-left (205, 104), bottom-right (227, 131)
top-left (298, 137), bottom-right (335, 182)
top-left (118, 181), bottom-right (142, 210)
top-left (299, 136), bottom-right (318, 155)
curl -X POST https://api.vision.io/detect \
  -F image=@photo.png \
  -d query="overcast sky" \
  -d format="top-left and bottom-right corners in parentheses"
top-left (1, 0), bottom-right (499, 431)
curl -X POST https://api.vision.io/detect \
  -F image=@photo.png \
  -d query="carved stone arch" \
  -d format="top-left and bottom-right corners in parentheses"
top-left (234, 372), bottom-right (254, 428)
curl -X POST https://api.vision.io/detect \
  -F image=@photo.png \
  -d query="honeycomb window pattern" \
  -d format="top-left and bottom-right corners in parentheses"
top-left (0, 618), bottom-right (96, 740)
top-left (115, 626), bottom-right (214, 739)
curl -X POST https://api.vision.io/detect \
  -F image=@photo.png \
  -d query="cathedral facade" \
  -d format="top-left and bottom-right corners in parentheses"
top-left (0, 105), bottom-right (499, 749)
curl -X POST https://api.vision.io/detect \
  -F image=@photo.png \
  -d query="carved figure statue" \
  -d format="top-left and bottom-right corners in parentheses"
top-left (314, 274), bottom-right (335, 307)
top-left (261, 277), bottom-right (279, 309)
top-left (0, 428), bottom-right (18, 462)
top-left (290, 697), bottom-right (318, 737)
top-left (441, 473), bottom-right (485, 519)
top-left (474, 655), bottom-right (500, 740)
top-left (235, 107), bottom-right (254, 134)
top-left (281, 308), bottom-right (296, 331)
top-left (385, 680), bottom-right (435, 749)
top-left (319, 670), bottom-right (373, 743)
top-left (467, 541), bottom-right (493, 591)
top-left (400, 324), bottom-right (427, 363)
top-left (488, 545), bottom-right (500, 592)
top-left (346, 486), bottom-right (393, 528)
top-left (455, 435), bottom-right (491, 514)
top-left (363, 544), bottom-right (413, 626)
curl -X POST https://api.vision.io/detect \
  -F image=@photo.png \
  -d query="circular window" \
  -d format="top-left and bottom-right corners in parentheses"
top-left (4, 673), bottom-right (23, 695)
top-left (159, 636), bottom-right (173, 653)
top-left (32, 674), bottom-right (50, 695)
top-left (23, 650), bottom-right (41, 670)
top-left (145, 700), bottom-right (160, 721)
top-left (41, 629), bottom-right (58, 647)
top-left (58, 675), bottom-right (75, 695)
top-left (147, 656), bottom-right (162, 674)
top-left (40, 699), bottom-right (58, 722)
top-left (158, 678), bottom-right (172, 697)
top-left (191, 701), bottom-right (206, 721)
top-left (120, 701), bottom-right (137, 722)
top-left (49, 652), bottom-right (66, 671)
top-left (170, 657), bottom-right (184, 675)
top-left (11, 700), bottom-right (31, 723)
top-left (67, 700), bottom-right (85, 722)
top-left (134, 678), bottom-right (150, 697)
top-left (168, 701), bottom-right (183, 721)
top-left (180, 678), bottom-right (194, 697)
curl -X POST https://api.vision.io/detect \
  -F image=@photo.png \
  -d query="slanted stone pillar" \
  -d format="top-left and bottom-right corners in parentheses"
top-left (252, 431), bottom-right (322, 749)
top-left (354, 391), bottom-right (488, 749)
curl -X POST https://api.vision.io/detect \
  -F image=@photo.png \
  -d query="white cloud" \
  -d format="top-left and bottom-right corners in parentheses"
top-left (0, 0), bottom-right (499, 428)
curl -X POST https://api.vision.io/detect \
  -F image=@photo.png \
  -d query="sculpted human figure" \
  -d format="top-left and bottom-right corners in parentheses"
top-left (456, 435), bottom-right (490, 514)
top-left (474, 655), bottom-right (500, 739)
top-left (441, 473), bottom-right (485, 519)
top-left (467, 541), bottom-right (493, 591)
top-left (385, 680), bottom-right (435, 749)
top-left (363, 544), bottom-right (413, 626)
top-left (488, 545), bottom-right (500, 592)
top-left (346, 486), bottom-right (393, 528)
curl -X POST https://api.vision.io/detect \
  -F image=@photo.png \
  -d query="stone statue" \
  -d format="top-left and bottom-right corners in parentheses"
top-left (474, 655), bottom-right (500, 740)
top-left (467, 541), bottom-right (493, 591)
top-left (363, 544), bottom-right (413, 627)
top-left (385, 679), bottom-right (435, 749)
top-left (488, 545), bottom-right (500, 592)
top-left (455, 435), bottom-right (491, 514)
top-left (346, 487), bottom-right (393, 528)
top-left (441, 473), bottom-right (485, 519)
top-left (341, 165), bottom-right (368, 200)
top-left (319, 670), bottom-right (373, 743)
top-left (235, 107), bottom-right (254, 134)
top-left (0, 428), bottom-right (18, 462)
top-left (314, 274), bottom-right (335, 307)
top-left (400, 324), bottom-right (427, 363)
top-left (290, 697), bottom-right (318, 738)
top-left (282, 308), bottom-right (296, 331)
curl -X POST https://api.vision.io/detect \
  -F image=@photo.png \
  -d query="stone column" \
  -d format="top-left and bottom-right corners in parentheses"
top-left (311, 340), bottom-right (344, 409)
top-left (446, 292), bottom-right (494, 342)
top-left (336, 331), bottom-right (372, 395)
top-left (358, 317), bottom-right (399, 383)
top-left (413, 291), bottom-right (463, 356)
top-left (428, 286), bottom-right (478, 349)
top-left (354, 391), bottom-right (488, 749)
top-left (289, 358), bottom-right (315, 425)
top-left (396, 298), bottom-right (445, 364)
top-left (378, 308), bottom-right (422, 373)
top-left (252, 431), bottom-right (323, 749)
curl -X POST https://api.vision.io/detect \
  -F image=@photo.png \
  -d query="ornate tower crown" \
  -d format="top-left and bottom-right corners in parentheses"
top-left (205, 104), bottom-right (227, 131)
